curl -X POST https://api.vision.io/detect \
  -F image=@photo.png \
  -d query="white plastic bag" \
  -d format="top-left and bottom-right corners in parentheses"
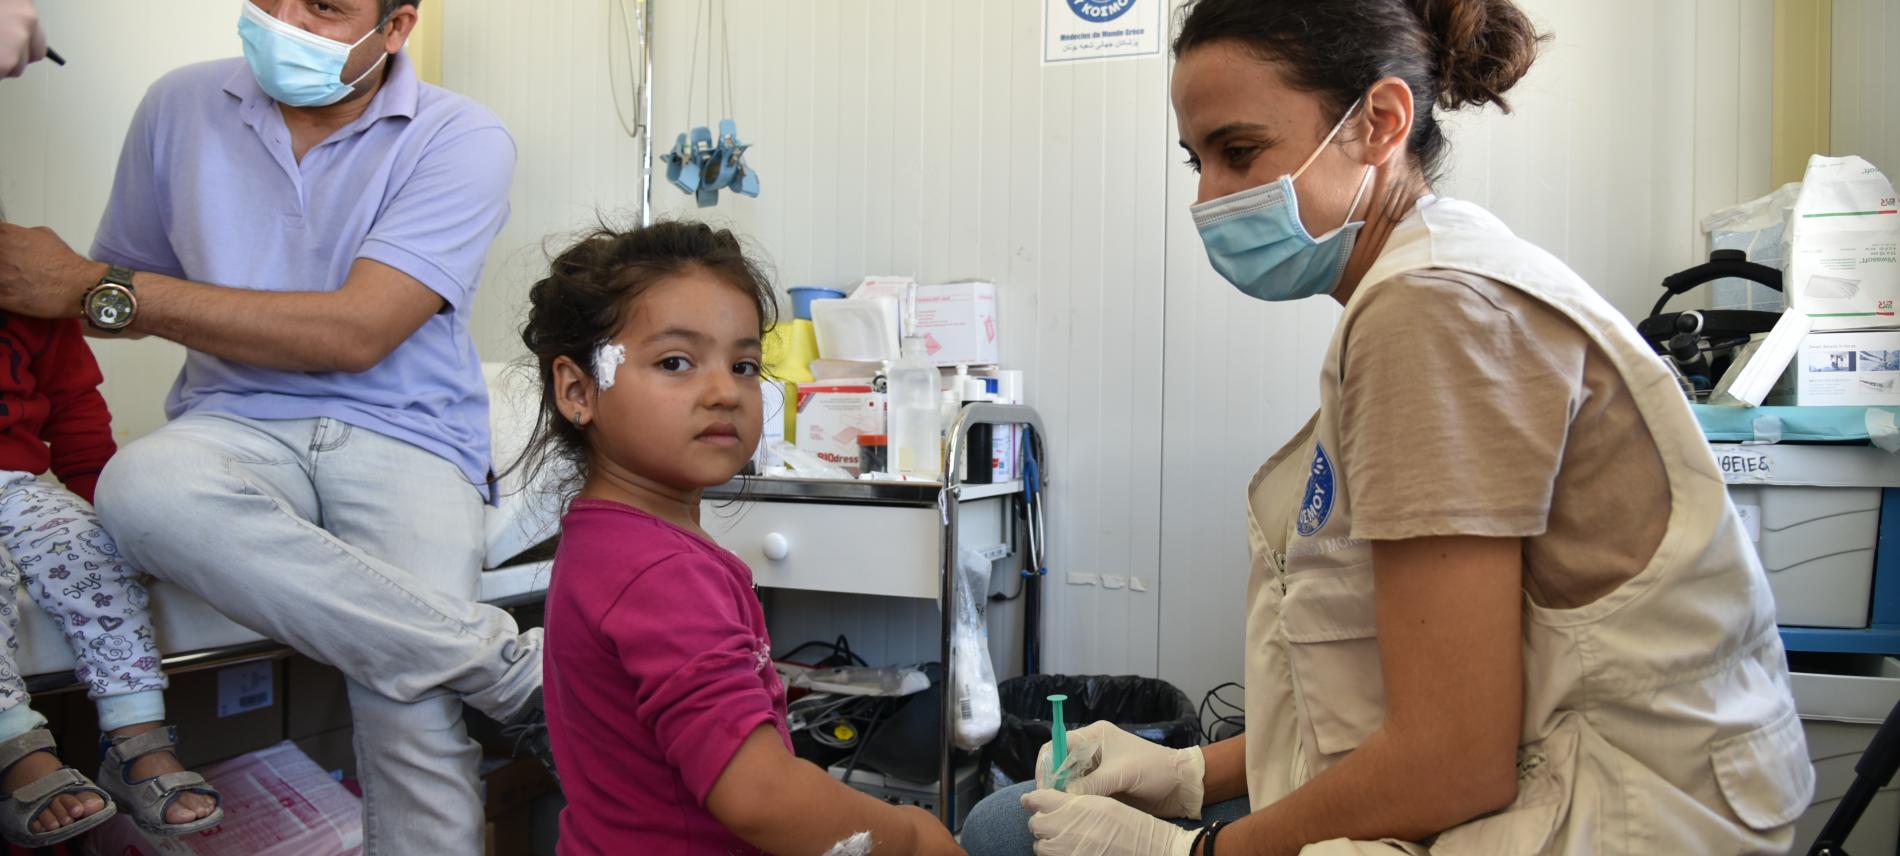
top-left (1701, 182), bottom-right (1801, 312)
top-left (951, 546), bottom-right (1001, 751)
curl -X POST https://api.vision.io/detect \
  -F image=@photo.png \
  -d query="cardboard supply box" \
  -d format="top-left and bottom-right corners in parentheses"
top-left (1788, 155), bottom-right (1900, 332)
top-left (794, 382), bottom-right (884, 473)
top-left (1795, 329), bottom-right (1900, 406)
top-left (83, 742), bottom-right (363, 856)
top-left (841, 277), bottom-right (1001, 366)
top-left (913, 281), bottom-right (999, 366)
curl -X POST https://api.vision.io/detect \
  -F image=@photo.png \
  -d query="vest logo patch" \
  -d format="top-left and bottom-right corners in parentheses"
top-left (1297, 442), bottom-right (1335, 537)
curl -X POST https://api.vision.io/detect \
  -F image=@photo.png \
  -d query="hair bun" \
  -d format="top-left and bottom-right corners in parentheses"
top-left (1408, 0), bottom-right (1545, 113)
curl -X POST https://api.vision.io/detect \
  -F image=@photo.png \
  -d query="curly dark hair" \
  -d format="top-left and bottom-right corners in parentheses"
top-left (513, 220), bottom-right (779, 500)
top-left (1174, 0), bottom-right (1548, 183)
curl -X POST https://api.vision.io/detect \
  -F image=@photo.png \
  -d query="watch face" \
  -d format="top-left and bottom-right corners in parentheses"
top-left (87, 286), bottom-right (135, 329)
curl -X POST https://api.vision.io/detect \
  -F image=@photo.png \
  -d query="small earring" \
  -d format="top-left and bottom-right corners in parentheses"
top-left (568, 412), bottom-right (584, 427)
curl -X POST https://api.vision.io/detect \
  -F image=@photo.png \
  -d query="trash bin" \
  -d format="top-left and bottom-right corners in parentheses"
top-left (984, 675), bottom-right (1200, 785)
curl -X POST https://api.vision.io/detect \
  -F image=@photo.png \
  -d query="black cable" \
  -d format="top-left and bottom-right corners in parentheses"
top-left (834, 635), bottom-right (864, 666)
top-left (1020, 430), bottom-right (1047, 676)
top-left (779, 636), bottom-right (869, 668)
top-left (1199, 682), bottom-right (1246, 743)
top-left (1207, 695), bottom-right (1245, 737)
top-left (837, 698), bottom-right (891, 787)
top-left (1023, 573), bottom-right (1040, 676)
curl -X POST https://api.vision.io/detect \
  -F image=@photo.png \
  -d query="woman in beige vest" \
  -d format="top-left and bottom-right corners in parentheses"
top-left (961, 1), bottom-right (1813, 854)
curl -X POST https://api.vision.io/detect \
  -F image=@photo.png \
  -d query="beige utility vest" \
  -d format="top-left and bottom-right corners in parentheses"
top-left (1241, 197), bottom-right (1814, 853)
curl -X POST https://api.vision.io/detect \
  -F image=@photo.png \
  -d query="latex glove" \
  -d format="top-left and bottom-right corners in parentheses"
top-left (1038, 721), bottom-right (1206, 819)
top-left (0, 0), bottom-right (45, 79)
top-left (1023, 789), bottom-right (1198, 856)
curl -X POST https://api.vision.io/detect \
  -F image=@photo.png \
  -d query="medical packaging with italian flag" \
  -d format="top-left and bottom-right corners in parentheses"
top-left (1789, 155), bottom-right (1900, 331)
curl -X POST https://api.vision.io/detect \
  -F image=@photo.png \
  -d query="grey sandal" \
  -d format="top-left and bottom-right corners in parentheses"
top-left (97, 727), bottom-right (223, 837)
top-left (0, 728), bottom-right (117, 847)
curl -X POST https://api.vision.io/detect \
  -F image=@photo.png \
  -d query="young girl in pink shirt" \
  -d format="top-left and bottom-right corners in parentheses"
top-left (519, 222), bottom-right (965, 856)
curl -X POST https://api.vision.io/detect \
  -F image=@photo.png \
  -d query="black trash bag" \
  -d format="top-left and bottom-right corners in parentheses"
top-left (984, 675), bottom-right (1199, 785)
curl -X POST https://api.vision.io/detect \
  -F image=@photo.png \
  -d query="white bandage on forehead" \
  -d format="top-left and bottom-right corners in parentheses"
top-left (593, 342), bottom-right (627, 390)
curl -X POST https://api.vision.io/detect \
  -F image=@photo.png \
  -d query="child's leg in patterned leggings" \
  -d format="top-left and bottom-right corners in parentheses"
top-left (0, 480), bottom-right (213, 825)
top-left (0, 479), bottom-right (108, 833)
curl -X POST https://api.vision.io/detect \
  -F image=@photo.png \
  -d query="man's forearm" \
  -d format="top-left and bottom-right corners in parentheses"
top-left (127, 271), bottom-right (380, 373)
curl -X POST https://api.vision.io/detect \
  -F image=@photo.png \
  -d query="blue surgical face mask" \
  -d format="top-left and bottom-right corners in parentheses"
top-left (1190, 100), bottom-right (1375, 302)
top-left (239, 2), bottom-right (390, 108)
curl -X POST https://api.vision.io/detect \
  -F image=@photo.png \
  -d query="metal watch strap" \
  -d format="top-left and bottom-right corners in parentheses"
top-left (101, 265), bottom-right (135, 290)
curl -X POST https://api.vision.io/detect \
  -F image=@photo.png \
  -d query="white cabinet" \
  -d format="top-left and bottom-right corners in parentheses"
top-left (702, 499), bottom-right (946, 601)
top-left (696, 403), bottom-right (1048, 829)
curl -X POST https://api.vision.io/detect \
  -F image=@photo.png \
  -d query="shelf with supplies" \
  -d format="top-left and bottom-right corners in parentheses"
top-left (1775, 488), bottom-right (1900, 657)
top-left (1701, 407), bottom-right (1900, 656)
top-left (698, 403), bottom-right (1049, 830)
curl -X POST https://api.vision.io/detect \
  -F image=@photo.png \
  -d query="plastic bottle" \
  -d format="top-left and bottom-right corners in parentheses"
top-left (960, 374), bottom-right (995, 485)
top-left (991, 371), bottom-right (1025, 481)
top-left (943, 366), bottom-right (973, 446)
top-left (887, 337), bottom-right (943, 479)
top-left (755, 379), bottom-right (788, 471)
top-left (941, 388), bottom-right (964, 479)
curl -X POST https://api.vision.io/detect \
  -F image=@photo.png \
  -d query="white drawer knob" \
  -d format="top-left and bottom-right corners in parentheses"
top-left (762, 532), bottom-right (791, 562)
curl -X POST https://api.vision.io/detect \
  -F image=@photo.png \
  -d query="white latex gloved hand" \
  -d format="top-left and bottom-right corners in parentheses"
top-left (1037, 721), bottom-right (1206, 819)
top-left (0, 0), bottom-right (45, 79)
top-left (1023, 790), bottom-right (1198, 856)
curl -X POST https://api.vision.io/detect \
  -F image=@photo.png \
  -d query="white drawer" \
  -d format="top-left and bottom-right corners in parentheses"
top-left (699, 501), bottom-right (942, 600)
top-left (1729, 484), bottom-right (1879, 628)
top-left (1791, 659), bottom-right (1900, 855)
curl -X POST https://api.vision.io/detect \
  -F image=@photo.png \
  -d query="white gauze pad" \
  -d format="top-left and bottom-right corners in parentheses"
top-left (821, 833), bottom-right (873, 856)
top-left (593, 342), bottom-right (627, 390)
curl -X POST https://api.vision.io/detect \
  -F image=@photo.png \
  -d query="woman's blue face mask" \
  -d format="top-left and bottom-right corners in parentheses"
top-left (1190, 100), bottom-right (1375, 302)
top-left (239, 2), bottom-right (391, 108)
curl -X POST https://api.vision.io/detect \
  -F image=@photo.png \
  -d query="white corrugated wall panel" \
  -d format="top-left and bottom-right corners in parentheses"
top-left (1834, 0), bottom-right (1900, 179)
top-left (445, 0), bottom-right (1176, 676)
top-left (0, 2), bottom-right (1783, 708)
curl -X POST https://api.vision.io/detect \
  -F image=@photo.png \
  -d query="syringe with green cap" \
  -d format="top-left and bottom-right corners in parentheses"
top-left (1048, 693), bottom-right (1071, 790)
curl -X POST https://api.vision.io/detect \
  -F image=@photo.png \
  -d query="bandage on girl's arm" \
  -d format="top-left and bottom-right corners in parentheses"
top-left (707, 725), bottom-right (949, 855)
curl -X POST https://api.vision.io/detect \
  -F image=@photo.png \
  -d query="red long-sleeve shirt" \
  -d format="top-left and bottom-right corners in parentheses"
top-left (0, 315), bottom-right (115, 503)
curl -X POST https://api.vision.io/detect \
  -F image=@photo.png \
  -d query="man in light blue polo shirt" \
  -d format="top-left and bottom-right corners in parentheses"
top-left (0, 2), bottom-right (545, 852)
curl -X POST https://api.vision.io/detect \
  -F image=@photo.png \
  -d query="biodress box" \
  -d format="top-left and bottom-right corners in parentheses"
top-left (794, 382), bottom-right (885, 473)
